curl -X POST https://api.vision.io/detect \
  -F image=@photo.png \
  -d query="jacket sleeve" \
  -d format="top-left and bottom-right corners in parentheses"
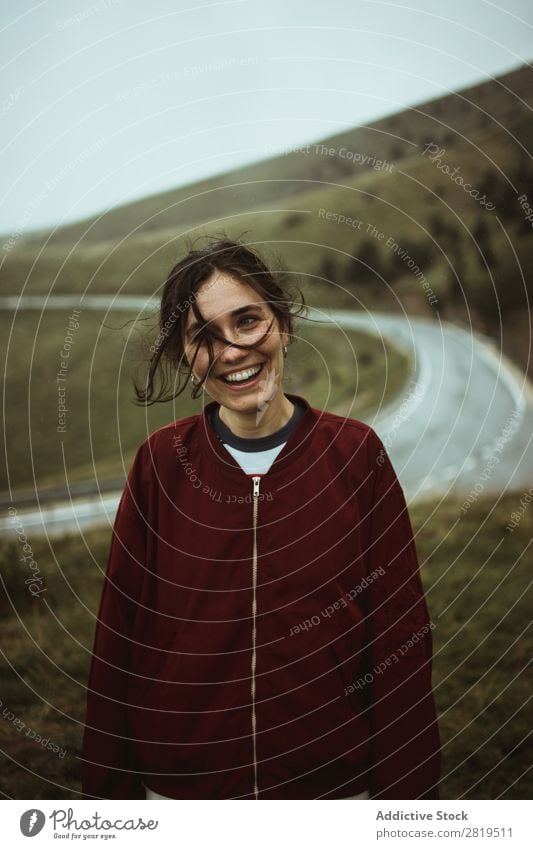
top-left (362, 429), bottom-right (441, 799)
top-left (80, 441), bottom-right (150, 800)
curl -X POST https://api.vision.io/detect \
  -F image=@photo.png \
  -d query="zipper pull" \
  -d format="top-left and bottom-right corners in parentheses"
top-left (252, 475), bottom-right (261, 497)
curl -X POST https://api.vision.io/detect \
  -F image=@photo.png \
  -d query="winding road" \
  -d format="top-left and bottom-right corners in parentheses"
top-left (1, 296), bottom-right (532, 536)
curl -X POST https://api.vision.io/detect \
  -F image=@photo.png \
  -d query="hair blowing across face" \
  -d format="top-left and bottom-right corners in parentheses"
top-left (133, 238), bottom-right (307, 405)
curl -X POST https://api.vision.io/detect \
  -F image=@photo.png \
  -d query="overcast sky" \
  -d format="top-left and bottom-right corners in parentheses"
top-left (1, 0), bottom-right (532, 236)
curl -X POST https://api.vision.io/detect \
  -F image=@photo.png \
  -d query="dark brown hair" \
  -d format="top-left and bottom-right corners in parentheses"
top-left (133, 236), bottom-right (307, 405)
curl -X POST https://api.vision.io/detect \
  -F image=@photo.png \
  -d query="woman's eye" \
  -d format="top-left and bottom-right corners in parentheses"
top-left (188, 315), bottom-right (259, 344)
top-left (238, 315), bottom-right (259, 329)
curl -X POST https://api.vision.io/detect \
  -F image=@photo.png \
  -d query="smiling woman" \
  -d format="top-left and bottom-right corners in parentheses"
top-left (134, 238), bottom-right (306, 407)
top-left (81, 237), bottom-right (441, 801)
top-left (181, 266), bottom-right (295, 437)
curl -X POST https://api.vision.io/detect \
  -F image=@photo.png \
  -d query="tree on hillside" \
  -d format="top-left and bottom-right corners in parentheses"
top-left (319, 255), bottom-right (336, 283)
top-left (284, 212), bottom-right (304, 229)
top-left (492, 179), bottom-right (519, 220)
top-left (345, 239), bottom-right (383, 286)
top-left (472, 219), bottom-right (495, 267)
top-left (390, 143), bottom-right (404, 160)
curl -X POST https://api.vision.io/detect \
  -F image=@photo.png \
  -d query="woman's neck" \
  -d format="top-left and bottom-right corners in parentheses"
top-left (218, 394), bottom-right (295, 439)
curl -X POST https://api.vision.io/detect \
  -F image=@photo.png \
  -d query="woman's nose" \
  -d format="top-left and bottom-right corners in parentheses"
top-left (218, 334), bottom-right (249, 362)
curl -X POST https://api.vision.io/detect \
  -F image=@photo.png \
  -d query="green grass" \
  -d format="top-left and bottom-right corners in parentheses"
top-left (0, 491), bottom-right (531, 798)
top-left (409, 494), bottom-right (532, 800)
top-left (0, 309), bottom-right (410, 494)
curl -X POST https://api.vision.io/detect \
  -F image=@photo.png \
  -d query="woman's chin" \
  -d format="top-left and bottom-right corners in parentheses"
top-left (219, 390), bottom-right (262, 411)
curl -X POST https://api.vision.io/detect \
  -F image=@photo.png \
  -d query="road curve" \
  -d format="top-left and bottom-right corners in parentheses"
top-left (1, 297), bottom-right (532, 536)
top-left (324, 309), bottom-right (533, 500)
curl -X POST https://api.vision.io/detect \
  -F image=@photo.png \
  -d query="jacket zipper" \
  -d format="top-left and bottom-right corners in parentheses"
top-left (251, 474), bottom-right (261, 800)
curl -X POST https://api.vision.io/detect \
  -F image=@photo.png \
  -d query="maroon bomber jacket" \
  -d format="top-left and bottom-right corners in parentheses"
top-left (81, 393), bottom-right (441, 800)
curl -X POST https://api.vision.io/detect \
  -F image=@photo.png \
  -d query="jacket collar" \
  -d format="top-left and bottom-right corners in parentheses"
top-left (198, 393), bottom-right (319, 483)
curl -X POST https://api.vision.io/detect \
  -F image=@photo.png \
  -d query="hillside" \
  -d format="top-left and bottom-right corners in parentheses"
top-left (2, 63), bottom-right (532, 386)
top-left (13, 63), bottom-right (533, 247)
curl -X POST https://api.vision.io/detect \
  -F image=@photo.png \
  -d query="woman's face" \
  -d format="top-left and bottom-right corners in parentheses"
top-left (183, 270), bottom-right (289, 415)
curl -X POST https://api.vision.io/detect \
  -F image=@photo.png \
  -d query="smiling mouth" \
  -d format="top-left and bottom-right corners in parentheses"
top-left (219, 362), bottom-right (265, 385)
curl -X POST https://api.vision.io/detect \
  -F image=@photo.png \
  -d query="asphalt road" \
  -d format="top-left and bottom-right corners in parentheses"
top-left (325, 309), bottom-right (533, 499)
top-left (1, 298), bottom-right (532, 536)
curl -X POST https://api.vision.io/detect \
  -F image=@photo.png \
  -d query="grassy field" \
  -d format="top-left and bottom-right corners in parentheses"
top-left (0, 491), bottom-right (530, 799)
top-left (0, 310), bottom-right (410, 494)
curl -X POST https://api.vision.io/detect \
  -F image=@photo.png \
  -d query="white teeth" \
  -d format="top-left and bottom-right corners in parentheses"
top-left (223, 364), bottom-right (262, 383)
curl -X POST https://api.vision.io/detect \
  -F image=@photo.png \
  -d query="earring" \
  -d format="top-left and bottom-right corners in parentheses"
top-left (191, 373), bottom-right (198, 385)
top-left (283, 345), bottom-right (288, 358)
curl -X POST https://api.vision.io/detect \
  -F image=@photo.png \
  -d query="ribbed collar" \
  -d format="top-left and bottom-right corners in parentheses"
top-left (210, 397), bottom-right (306, 452)
top-left (198, 393), bottom-right (319, 484)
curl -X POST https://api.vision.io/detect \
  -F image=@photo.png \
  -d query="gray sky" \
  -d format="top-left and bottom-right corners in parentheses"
top-left (1, 0), bottom-right (532, 236)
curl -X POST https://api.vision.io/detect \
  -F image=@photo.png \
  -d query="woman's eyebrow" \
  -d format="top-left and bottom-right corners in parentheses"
top-left (186, 304), bottom-right (261, 336)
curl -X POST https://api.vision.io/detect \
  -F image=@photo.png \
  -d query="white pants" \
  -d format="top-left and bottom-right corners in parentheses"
top-left (145, 785), bottom-right (370, 800)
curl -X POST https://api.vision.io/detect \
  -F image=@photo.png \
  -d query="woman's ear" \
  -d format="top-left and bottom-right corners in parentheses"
top-left (273, 311), bottom-right (288, 346)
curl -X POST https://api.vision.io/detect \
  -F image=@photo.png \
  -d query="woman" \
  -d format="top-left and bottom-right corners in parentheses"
top-left (81, 238), bottom-right (441, 800)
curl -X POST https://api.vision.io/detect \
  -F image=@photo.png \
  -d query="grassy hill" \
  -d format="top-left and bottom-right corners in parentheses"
top-left (12, 64), bottom-right (533, 247)
top-left (1, 63), bottom-right (532, 496)
top-left (3, 64), bottom-right (532, 385)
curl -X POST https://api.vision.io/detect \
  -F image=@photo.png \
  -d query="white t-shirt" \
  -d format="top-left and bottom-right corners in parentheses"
top-left (222, 441), bottom-right (286, 474)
